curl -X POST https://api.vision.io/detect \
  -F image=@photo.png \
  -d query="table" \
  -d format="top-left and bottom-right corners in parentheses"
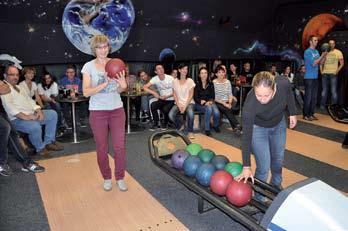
top-left (237, 83), bottom-right (252, 116)
top-left (121, 90), bottom-right (147, 134)
top-left (57, 96), bottom-right (92, 143)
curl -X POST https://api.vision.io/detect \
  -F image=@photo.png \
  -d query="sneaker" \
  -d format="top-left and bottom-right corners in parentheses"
top-left (303, 116), bottom-right (313, 121)
top-left (205, 130), bottom-right (212, 136)
top-left (310, 115), bottom-right (318, 120)
top-left (46, 141), bottom-right (64, 151)
top-left (213, 127), bottom-right (221, 133)
top-left (161, 124), bottom-right (168, 130)
top-left (149, 123), bottom-right (159, 131)
top-left (0, 164), bottom-right (12, 177)
top-left (188, 133), bottom-right (195, 139)
top-left (116, 179), bottom-right (128, 191)
top-left (21, 162), bottom-right (45, 173)
top-left (103, 179), bottom-right (112, 191)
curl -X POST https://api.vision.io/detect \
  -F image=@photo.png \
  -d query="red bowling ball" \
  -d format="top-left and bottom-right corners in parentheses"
top-left (105, 58), bottom-right (126, 79)
top-left (210, 170), bottom-right (233, 196)
top-left (225, 180), bottom-right (253, 207)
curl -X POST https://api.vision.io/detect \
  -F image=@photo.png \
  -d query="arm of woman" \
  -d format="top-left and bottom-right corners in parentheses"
top-left (82, 72), bottom-right (108, 97)
top-left (34, 90), bottom-right (44, 107)
top-left (184, 87), bottom-right (195, 110)
top-left (286, 80), bottom-right (297, 129)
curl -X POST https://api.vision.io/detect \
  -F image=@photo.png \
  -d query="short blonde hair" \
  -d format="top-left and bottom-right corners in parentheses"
top-left (90, 34), bottom-right (110, 56)
top-left (22, 66), bottom-right (36, 76)
top-left (252, 71), bottom-right (276, 90)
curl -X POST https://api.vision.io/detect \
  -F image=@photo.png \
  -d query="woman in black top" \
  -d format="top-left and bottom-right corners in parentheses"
top-left (194, 67), bottom-right (220, 136)
top-left (235, 71), bottom-right (297, 197)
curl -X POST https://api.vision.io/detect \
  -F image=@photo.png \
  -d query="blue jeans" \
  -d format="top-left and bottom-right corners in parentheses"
top-left (45, 101), bottom-right (67, 128)
top-left (141, 95), bottom-right (150, 112)
top-left (169, 104), bottom-right (194, 132)
top-left (252, 116), bottom-right (286, 189)
top-left (304, 79), bottom-right (318, 117)
top-left (194, 103), bottom-right (220, 131)
top-left (11, 110), bottom-right (58, 152)
top-left (321, 74), bottom-right (338, 106)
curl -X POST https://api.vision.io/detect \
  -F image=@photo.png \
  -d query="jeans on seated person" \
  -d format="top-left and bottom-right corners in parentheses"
top-left (251, 116), bottom-right (286, 201)
top-left (11, 110), bottom-right (58, 152)
top-left (141, 95), bottom-right (150, 112)
top-left (169, 104), bottom-right (195, 132)
top-left (194, 103), bottom-right (220, 131)
top-left (150, 99), bottom-right (174, 126)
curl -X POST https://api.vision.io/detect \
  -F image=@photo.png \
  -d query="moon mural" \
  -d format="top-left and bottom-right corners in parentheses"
top-left (302, 13), bottom-right (343, 49)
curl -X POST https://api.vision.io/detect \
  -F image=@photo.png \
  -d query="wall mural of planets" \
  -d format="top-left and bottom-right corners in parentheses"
top-left (62, 0), bottom-right (135, 55)
top-left (159, 48), bottom-right (176, 63)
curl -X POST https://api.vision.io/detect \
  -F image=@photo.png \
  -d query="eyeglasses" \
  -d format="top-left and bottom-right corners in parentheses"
top-left (96, 44), bottom-right (109, 50)
top-left (6, 73), bottom-right (19, 77)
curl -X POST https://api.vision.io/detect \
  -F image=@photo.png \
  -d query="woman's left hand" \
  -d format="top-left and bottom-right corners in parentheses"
top-left (289, 115), bottom-right (297, 129)
top-left (115, 70), bottom-right (127, 90)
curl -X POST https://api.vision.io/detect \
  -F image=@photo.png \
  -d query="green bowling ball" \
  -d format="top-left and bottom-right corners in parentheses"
top-left (225, 162), bottom-right (243, 177)
top-left (185, 143), bottom-right (202, 155)
top-left (198, 149), bottom-right (216, 163)
top-left (321, 43), bottom-right (329, 52)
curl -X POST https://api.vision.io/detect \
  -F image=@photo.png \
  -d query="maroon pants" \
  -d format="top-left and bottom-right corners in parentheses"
top-left (89, 108), bottom-right (126, 180)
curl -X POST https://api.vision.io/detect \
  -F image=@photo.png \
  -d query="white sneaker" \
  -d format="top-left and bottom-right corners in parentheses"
top-left (116, 179), bottom-right (128, 191)
top-left (103, 179), bottom-right (112, 191)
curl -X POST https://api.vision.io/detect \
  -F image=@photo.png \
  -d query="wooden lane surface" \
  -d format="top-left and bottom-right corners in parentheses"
top-left (296, 114), bottom-right (348, 132)
top-left (36, 152), bottom-right (188, 231)
top-left (192, 134), bottom-right (307, 188)
top-left (286, 129), bottom-right (348, 170)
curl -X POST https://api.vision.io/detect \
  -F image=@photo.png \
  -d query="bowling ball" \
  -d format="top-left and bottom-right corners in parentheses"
top-left (321, 43), bottom-right (329, 52)
top-left (198, 149), bottom-right (215, 163)
top-left (210, 170), bottom-right (234, 196)
top-left (171, 149), bottom-right (190, 169)
top-left (183, 156), bottom-right (203, 177)
top-left (195, 163), bottom-right (216, 186)
top-left (186, 143), bottom-right (202, 155)
top-left (225, 162), bottom-right (243, 177)
top-left (226, 180), bottom-right (252, 207)
top-left (211, 155), bottom-right (229, 170)
top-left (105, 58), bottom-right (126, 79)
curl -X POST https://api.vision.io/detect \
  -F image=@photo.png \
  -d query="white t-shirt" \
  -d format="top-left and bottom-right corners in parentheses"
top-left (149, 74), bottom-right (174, 100)
top-left (173, 78), bottom-right (195, 106)
top-left (19, 81), bottom-right (38, 98)
top-left (38, 82), bottom-right (59, 98)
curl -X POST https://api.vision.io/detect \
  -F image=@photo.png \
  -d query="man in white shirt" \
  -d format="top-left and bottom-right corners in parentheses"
top-left (143, 64), bottom-right (174, 130)
top-left (1, 65), bottom-right (63, 156)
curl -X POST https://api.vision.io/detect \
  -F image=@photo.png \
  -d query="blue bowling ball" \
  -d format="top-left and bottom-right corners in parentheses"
top-left (195, 163), bottom-right (216, 186)
top-left (211, 155), bottom-right (229, 170)
top-left (183, 156), bottom-right (202, 177)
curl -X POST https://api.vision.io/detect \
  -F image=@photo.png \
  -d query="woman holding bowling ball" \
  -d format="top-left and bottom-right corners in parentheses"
top-left (82, 34), bottom-right (128, 192)
top-left (235, 71), bottom-right (297, 201)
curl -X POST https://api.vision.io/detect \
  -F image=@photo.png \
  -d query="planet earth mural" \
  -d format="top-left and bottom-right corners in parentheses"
top-left (62, 0), bottom-right (135, 55)
top-left (159, 48), bottom-right (176, 62)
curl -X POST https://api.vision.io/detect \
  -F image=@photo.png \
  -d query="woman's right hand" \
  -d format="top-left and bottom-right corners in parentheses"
top-left (235, 167), bottom-right (254, 184)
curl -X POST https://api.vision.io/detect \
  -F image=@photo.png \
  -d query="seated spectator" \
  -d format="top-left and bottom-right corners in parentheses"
top-left (194, 67), bottom-right (220, 136)
top-left (1, 65), bottom-right (63, 157)
top-left (38, 73), bottom-right (68, 135)
top-left (293, 65), bottom-right (306, 109)
top-left (240, 62), bottom-right (254, 84)
top-left (138, 70), bottom-right (151, 123)
top-left (0, 80), bottom-right (45, 176)
top-left (281, 65), bottom-right (294, 83)
top-left (169, 63), bottom-right (196, 138)
top-left (144, 64), bottom-right (174, 130)
top-left (213, 65), bottom-right (242, 134)
top-left (170, 69), bottom-right (178, 79)
top-left (269, 63), bottom-right (280, 77)
top-left (18, 67), bottom-right (44, 108)
top-left (59, 64), bottom-right (87, 126)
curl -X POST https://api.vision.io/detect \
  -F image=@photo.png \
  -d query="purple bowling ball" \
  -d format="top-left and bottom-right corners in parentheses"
top-left (171, 149), bottom-right (190, 169)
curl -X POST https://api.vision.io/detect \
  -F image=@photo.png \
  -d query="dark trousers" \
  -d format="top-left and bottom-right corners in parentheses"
top-left (150, 99), bottom-right (174, 125)
top-left (0, 113), bottom-right (30, 165)
top-left (216, 102), bottom-right (240, 129)
top-left (304, 79), bottom-right (318, 117)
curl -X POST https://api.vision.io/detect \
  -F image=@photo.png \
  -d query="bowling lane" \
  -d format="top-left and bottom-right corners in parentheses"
top-left (296, 114), bottom-right (348, 132)
top-left (192, 134), bottom-right (307, 189)
top-left (286, 129), bottom-right (348, 170)
top-left (36, 152), bottom-right (188, 231)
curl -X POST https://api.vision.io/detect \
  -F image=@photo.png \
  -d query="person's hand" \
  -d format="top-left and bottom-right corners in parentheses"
top-left (115, 70), bottom-right (127, 90)
top-left (0, 81), bottom-right (10, 95)
top-left (179, 105), bottom-right (185, 114)
top-left (206, 101), bottom-right (213, 105)
top-left (201, 100), bottom-right (206, 105)
top-left (225, 102), bottom-right (232, 109)
top-left (289, 115), bottom-right (297, 129)
top-left (235, 167), bottom-right (254, 184)
top-left (153, 92), bottom-right (160, 99)
top-left (26, 114), bottom-right (38, 120)
top-left (160, 95), bottom-right (167, 100)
